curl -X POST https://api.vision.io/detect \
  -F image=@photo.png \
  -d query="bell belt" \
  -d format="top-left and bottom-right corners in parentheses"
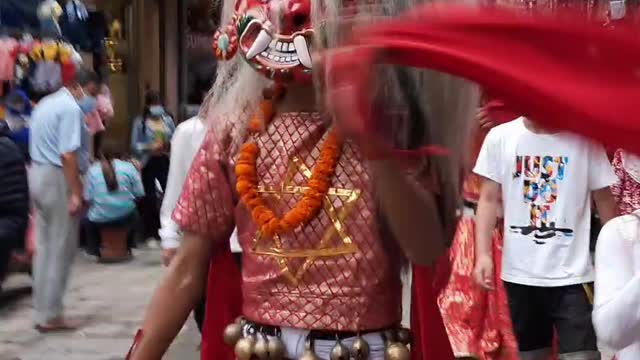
top-left (244, 320), bottom-right (388, 341)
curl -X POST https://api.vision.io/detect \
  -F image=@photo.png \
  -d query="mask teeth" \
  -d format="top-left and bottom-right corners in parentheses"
top-left (293, 35), bottom-right (312, 69)
top-left (246, 29), bottom-right (272, 59)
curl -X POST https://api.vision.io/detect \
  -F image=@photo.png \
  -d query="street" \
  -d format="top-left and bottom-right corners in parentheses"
top-left (0, 250), bottom-right (614, 360)
top-left (0, 249), bottom-right (199, 360)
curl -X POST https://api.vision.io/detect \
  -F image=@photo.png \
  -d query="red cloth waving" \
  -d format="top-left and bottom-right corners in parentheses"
top-left (200, 244), bottom-right (242, 360)
top-left (326, 5), bottom-right (640, 157)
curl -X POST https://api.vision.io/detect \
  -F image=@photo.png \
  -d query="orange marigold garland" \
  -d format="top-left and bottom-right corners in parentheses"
top-left (236, 102), bottom-right (342, 238)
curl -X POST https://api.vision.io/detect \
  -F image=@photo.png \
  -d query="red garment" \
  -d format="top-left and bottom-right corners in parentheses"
top-left (326, 5), bottom-right (640, 157)
top-left (200, 243), bottom-right (242, 360)
top-left (438, 216), bottom-right (518, 360)
top-left (61, 61), bottom-right (76, 86)
top-left (412, 261), bottom-right (456, 360)
top-left (610, 149), bottom-right (640, 215)
top-left (175, 114), bottom-right (404, 331)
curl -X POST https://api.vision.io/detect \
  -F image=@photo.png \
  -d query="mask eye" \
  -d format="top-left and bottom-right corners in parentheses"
top-left (292, 13), bottom-right (308, 28)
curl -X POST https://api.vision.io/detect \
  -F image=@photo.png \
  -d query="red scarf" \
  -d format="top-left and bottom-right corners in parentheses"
top-left (325, 5), bottom-right (640, 359)
top-left (326, 5), bottom-right (640, 157)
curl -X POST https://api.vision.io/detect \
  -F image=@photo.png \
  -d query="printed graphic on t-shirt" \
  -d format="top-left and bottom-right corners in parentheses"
top-left (510, 155), bottom-right (573, 244)
top-left (146, 118), bottom-right (168, 144)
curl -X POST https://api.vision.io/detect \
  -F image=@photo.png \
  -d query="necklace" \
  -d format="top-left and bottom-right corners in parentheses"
top-left (235, 99), bottom-right (343, 238)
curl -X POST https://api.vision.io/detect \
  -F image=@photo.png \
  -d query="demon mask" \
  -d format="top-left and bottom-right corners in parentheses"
top-left (214, 0), bottom-right (314, 83)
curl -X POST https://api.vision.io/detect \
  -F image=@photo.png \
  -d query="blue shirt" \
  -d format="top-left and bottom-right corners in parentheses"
top-left (84, 160), bottom-right (145, 223)
top-left (130, 114), bottom-right (176, 167)
top-left (29, 88), bottom-right (90, 173)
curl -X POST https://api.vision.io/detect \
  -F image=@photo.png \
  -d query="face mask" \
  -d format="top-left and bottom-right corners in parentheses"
top-left (148, 105), bottom-right (165, 117)
top-left (77, 95), bottom-right (97, 114)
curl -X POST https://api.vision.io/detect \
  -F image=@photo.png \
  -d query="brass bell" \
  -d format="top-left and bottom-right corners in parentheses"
top-left (330, 340), bottom-right (350, 360)
top-left (385, 343), bottom-right (410, 360)
top-left (254, 336), bottom-right (270, 360)
top-left (397, 328), bottom-right (411, 345)
top-left (300, 351), bottom-right (320, 360)
top-left (223, 322), bottom-right (243, 346)
top-left (234, 336), bottom-right (256, 360)
top-left (384, 330), bottom-right (397, 343)
top-left (351, 336), bottom-right (370, 360)
top-left (268, 337), bottom-right (286, 359)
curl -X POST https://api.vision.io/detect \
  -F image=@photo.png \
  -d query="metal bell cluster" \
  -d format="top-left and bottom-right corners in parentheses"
top-left (328, 335), bottom-right (371, 360)
top-left (300, 339), bottom-right (320, 360)
top-left (383, 328), bottom-right (411, 360)
top-left (223, 317), bottom-right (286, 360)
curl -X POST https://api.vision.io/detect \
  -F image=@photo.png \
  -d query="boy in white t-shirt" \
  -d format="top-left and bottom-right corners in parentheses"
top-left (473, 117), bottom-right (618, 360)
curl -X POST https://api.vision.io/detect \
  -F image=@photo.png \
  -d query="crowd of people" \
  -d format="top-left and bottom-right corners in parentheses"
top-left (124, 1), bottom-right (640, 360)
top-left (0, 63), bottom-right (179, 330)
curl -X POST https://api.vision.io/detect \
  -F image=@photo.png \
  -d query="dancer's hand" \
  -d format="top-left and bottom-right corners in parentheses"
top-left (162, 248), bottom-right (177, 267)
top-left (477, 108), bottom-right (495, 130)
top-left (473, 255), bottom-right (494, 291)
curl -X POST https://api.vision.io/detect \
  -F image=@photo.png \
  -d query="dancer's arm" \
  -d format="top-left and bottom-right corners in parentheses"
top-left (593, 218), bottom-right (640, 351)
top-left (473, 178), bottom-right (500, 290)
top-left (131, 129), bottom-right (235, 359)
top-left (130, 233), bottom-right (212, 360)
top-left (371, 160), bottom-right (446, 266)
top-left (471, 128), bottom-right (502, 290)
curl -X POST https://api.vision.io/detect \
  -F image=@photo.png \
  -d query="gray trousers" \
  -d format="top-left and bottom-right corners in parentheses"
top-left (29, 164), bottom-right (79, 325)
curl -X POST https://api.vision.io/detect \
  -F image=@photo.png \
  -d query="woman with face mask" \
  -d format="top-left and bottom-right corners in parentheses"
top-left (130, 90), bottom-right (175, 247)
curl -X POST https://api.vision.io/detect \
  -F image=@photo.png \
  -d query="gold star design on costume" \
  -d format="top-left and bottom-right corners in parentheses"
top-left (252, 157), bottom-right (361, 286)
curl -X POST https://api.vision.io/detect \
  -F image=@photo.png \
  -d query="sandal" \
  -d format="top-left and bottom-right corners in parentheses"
top-left (34, 319), bottom-right (78, 333)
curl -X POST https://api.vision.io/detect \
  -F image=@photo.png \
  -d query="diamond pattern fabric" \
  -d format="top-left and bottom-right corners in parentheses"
top-left (174, 112), bottom-right (404, 331)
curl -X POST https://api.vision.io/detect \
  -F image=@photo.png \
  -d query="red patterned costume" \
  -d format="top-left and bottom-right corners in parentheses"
top-left (437, 97), bottom-right (520, 360)
top-left (127, 1), bottom-right (640, 359)
top-left (611, 149), bottom-right (640, 215)
top-left (438, 154), bottom-right (519, 359)
top-left (164, 0), bottom-right (465, 359)
top-left (175, 114), bottom-right (405, 331)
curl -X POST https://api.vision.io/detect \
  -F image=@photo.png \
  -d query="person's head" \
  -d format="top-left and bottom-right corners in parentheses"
top-left (67, 68), bottom-right (101, 113)
top-left (144, 90), bottom-right (165, 118)
top-left (98, 141), bottom-right (125, 192)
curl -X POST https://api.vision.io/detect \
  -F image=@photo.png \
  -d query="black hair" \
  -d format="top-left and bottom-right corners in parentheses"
top-left (98, 141), bottom-right (124, 192)
top-left (141, 90), bottom-right (167, 137)
top-left (142, 90), bottom-right (162, 118)
top-left (74, 67), bottom-right (101, 88)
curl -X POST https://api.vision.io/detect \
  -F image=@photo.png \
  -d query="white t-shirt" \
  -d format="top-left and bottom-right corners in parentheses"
top-left (593, 212), bottom-right (640, 360)
top-left (473, 118), bottom-right (616, 287)
top-left (159, 116), bottom-right (241, 252)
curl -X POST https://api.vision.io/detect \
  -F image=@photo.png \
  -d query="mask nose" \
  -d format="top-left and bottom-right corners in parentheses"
top-left (277, 0), bottom-right (311, 34)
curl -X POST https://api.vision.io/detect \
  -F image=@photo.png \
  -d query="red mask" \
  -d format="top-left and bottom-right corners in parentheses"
top-left (232, 0), bottom-right (313, 83)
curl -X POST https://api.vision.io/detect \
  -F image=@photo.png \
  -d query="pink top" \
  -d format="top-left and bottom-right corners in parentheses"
top-left (85, 86), bottom-right (114, 135)
top-left (0, 38), bottom-right (19, 81)
top-left (174, 112), bottom-right (404, 331)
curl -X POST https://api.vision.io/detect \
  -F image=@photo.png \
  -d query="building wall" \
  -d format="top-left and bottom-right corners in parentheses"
top-left (94, 0), bottom-right (180, 150)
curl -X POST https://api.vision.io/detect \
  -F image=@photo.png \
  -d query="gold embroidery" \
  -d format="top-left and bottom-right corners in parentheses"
top-left (252, 157), bottom-right (361, 285)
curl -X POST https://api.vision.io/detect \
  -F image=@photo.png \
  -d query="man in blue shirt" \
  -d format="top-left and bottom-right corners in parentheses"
top-left (29, 68), bottom-right (100, 332)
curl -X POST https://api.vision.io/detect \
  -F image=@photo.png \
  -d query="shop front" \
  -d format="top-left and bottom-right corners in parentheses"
top-left (178, 0), bottom-right (219, 119)
top-left (91, 0), bottom-right (219, 146)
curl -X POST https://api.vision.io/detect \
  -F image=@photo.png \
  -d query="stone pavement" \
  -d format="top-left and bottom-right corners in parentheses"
top-left (0, 250), bottom-right (617, 360)
top-left (0, 249), bottom-right (200, 360)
